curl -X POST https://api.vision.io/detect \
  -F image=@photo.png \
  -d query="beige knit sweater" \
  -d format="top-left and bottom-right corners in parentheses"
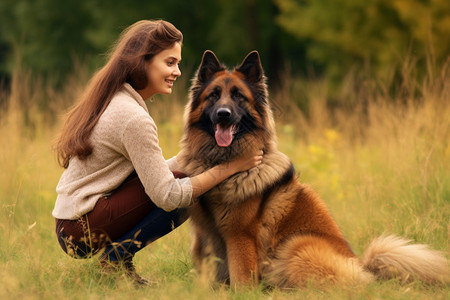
top-left (53, 83), bottom-right (192, 220)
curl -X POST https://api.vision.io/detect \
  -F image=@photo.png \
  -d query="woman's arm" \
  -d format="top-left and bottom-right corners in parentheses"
top-left (166, 155), bottom-right (181, 172)
top-left (190, 150), bottom-right (263, 198)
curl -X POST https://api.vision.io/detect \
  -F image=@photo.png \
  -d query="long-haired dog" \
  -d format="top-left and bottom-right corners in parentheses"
top-left (177, 50), bottom-right (449, 288)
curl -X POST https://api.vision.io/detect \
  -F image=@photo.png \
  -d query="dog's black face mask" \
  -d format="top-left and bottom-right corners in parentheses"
top-left (189, 50), bottom-right (267, 147)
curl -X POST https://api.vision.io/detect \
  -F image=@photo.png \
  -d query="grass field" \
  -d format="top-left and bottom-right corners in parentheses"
top-left (0, 67), bottom-right (449, 299)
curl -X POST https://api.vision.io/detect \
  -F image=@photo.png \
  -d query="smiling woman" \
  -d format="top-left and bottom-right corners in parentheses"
top-left (137, 42), bottom-right (182, 99)
top-left (51, 19), bottom-right (262, 286)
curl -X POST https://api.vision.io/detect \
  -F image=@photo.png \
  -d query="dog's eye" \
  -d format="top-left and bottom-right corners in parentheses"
top-left (232, 90), bottom-right (246, 101)
top-left (207, 90), bottom-right (220, 101)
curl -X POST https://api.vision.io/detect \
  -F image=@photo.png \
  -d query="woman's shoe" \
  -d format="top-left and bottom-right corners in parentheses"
top-left (100, 258), bottom-right (150, 286)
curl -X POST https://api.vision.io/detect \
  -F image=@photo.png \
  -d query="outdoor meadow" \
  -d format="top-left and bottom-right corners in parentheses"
top-left (0, 1), bottom-right (449, 299)
top-left (0, 58), bottom-right (449, 299)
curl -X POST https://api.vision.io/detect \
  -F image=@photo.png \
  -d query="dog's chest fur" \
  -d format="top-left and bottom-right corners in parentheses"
top-left (183, 150), bottom-right (292, 204)
top-left (184, 149), bottom-right (293, 245)
top-left (179, 129), bottom-right (292, 203)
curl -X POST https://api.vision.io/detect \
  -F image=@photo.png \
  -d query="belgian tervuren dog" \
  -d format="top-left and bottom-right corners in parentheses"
top-left (176, 50), bottom-right (449, 288)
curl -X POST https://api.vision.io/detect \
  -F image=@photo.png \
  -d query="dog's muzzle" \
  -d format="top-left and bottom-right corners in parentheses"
top-left (216, 107), bottom-right (232, 121)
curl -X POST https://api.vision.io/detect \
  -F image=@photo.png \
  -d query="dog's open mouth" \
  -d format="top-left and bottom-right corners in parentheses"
top-left (214, 124), bottom-right (236, 147)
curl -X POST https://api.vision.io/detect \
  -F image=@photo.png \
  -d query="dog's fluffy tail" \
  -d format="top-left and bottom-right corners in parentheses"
top-left (362, 234), bottom-right (449, 284)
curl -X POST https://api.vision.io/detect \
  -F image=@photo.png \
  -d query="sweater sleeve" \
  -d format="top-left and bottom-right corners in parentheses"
top-left (166, 156), bottom-right (180, 172)
top-left (121, 114), bottom-right (192, 211)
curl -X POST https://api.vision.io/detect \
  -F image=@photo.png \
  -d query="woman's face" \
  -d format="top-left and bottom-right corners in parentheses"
top-left (138, 42), bottom-right (182, 99)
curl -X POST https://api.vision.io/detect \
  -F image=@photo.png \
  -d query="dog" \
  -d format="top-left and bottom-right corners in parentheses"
top-left (176, 50), bottom-right (449, 288)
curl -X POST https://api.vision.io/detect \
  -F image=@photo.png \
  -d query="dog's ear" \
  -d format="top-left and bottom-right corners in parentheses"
top-left (197, 50), bottom-right (223, 83)
top-left (236, 51), bottom-right (263, 84)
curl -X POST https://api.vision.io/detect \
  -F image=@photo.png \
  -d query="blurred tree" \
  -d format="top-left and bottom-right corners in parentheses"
top-left (207, 0), bottom-right (307, 85)
top-left (275, 0), bottom-right (450, 82)
top-left (82, 0), bottom-right (223, 79)
top-left (0, 0), bottom-right (95, 84)
top-left (0, 0), bottom-right (306, 89)
top-left (3, 0), bottom-right (447, 100)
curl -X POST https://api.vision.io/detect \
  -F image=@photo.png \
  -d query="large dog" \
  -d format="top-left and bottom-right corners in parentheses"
top-left (176, 50), bottom-right (449, 288)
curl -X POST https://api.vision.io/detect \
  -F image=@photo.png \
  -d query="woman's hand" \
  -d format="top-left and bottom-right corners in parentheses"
top-left (190, 149), bottom-right (263, 198)
top-left (228, 149), bottom-right (264, 173)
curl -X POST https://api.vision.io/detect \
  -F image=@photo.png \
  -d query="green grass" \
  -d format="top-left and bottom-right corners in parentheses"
top-left (0, 70), bottom-right (449, 299)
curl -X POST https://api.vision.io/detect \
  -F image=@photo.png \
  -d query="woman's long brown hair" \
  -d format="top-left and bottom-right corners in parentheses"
top-left (55, 20), bottom-right (183, 168)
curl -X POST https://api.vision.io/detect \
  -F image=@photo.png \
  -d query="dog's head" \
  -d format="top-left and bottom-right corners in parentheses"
top-left (187, 50), bottom-right (271, 148)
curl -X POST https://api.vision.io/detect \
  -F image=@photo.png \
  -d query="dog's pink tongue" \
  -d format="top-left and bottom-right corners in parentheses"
top-left (215, 125), bottom-right (233, 147)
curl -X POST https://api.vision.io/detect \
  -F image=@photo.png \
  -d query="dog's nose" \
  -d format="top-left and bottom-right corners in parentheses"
top-left (217, 108), bottom-right (231, 119)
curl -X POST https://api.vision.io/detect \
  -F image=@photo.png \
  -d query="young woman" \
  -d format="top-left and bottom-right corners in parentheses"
top-left (53, 20), bottom-right (263, 286)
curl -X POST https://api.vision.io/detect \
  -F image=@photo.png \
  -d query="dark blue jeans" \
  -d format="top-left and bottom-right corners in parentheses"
top-left (99, 207), bottom-right (187, 261)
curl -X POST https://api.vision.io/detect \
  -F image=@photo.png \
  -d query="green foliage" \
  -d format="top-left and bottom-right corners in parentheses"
top-left (0, 0), bottom-right (305, 88)
top-left (2, 0), bottom-right (448, 99)
top-left (276, 0), bottom-right (450, 81)
top-left (0, 0), bottom-right (95, 81)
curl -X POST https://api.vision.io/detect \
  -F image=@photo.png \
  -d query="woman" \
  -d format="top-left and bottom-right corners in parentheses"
top-left (53, 20), bottom-right (263, 286)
